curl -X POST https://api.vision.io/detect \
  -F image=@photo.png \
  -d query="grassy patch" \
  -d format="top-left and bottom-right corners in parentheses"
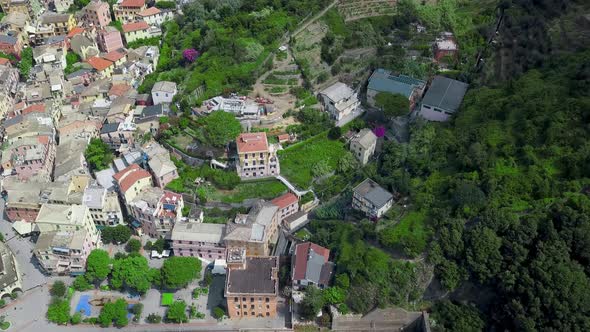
top-left (323, 8), bottom-right (348, 36)
top-left (161, 293), bottom-right (174, 306)
top-left (267, 86), bottom-right (287, 94)
top-left (378, 211), bottom-right (429, 258)
top-left (205, 179), bottom-right (288, 203)
top-left (294, 228), bottom-right (312, 241)
top-left (278, 132), bottom-right (347, 189)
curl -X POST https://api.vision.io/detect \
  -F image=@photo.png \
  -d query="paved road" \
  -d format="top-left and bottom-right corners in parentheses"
top-left (0, 199), bottom-right (47, 291)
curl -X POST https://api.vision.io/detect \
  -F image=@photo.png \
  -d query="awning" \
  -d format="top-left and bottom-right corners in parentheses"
top-left (12, 220), bottom-right (36, 236)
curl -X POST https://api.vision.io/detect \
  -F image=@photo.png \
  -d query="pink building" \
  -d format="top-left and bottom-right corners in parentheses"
top-left (33, 229), bottom-right (97, 276)
top-left (271, 192), bottom-right (299, 221)
top-left (83, 0), bottom-right (111, 28)
top-left (1, 136), bottom-right (55, 182)
top-left (129, 187), bottom-right (184, 238)
top-left (171, 221), bottom-right (226, 262)
top-left (97, 26), bottom-right (124, 53)
top-left (0, 34), bottom-right (22, 57)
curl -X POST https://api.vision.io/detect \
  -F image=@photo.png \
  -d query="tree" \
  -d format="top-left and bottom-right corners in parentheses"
top-left (110, 255), bottom-right (152, 293)
top-left (50, 281), bottom-right (66, 297)
top-left (86, 249), bottom-right (111, 283)
top-left (126, 238), bottom-right (142, 253)
top-left (102, 225), bottom-right (131, 244)
top-left (72, 275), bottom-right (92, 291)
top-left (98, 299), bottom-right (129, 327)
top-left (202, 111), bottom-right (242, 147)
top-left (374, 92), bottom-right (409, 118)
top-left (328, 126), bottom-right (342, 139)
top-left (213, 306), bottom-right (225, 320)
top-left (147, 313), bottom-right (162, 323)
top-left (464, 226), bottom-right (502, 283)
top-left (18, 47), bottom-right (33, 78)
top-left (312, 160), bottom-right (331, 178)
top-left (431, 300), bottom-right (484, 332)
top-left (47, 298), bottom-right (70, 325)
top-left (130, 303), bottom-right (143, 322)
top-left (335, 273), bottom-right (350, 290)
top-left (70, 312), bottom-right (82, 325)
top-left (337, 152), bottom-right (358, 174)
top-left (151, 238), bottom-right (166, 254)
top-left (161, 257), bottom-right (201, 289)
top-left (166, 301), bottom-right (188, 323)
top-left (84, 138), bottom-right (114, 171)
top-left (323, 287), bottom-right (346, 305)
top-left (300, 286), bottom-right (325, 320)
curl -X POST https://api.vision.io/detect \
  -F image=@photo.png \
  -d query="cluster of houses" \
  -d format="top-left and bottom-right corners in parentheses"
top-left (318, 32), bottom-right (468, 125)
top-left (0, 0), bottom-right (185, 277)
top-left (0, 0), bottom-right (173, 55)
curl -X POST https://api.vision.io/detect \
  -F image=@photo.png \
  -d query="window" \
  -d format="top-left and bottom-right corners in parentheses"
top-left (423, 105), bottom-right (431, 109)
top-left (250, 305), bottom-right (254, 309)
top-left (244, 312), bottom-right (247, 316)
top-left (250, 297), bottom-right (254, 302)
top-left (251, 312), bottom-right (255, 316)
top-left (265, 298), bottom-right (270, 303)
top-left (266, 312), bottom-right (270, 317)
top-left (242, 297), bottom-right (246, 302)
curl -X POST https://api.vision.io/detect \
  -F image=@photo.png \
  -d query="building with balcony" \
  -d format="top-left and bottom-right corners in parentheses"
top-left (318, 82), bottom-right (361, 126)
top-left (270, 192), bottom-right (298, 222)
top-left (83, 185), bottom-right (125, 228)
top-left (113, 0), bottom-right (146, 23)
top-left (33, 229), bottom-right (97, 276)
top-left (35, 203), bottom-right (100, 245)
top-left (171, 220), bottom-right (226, 262)
top-left (97, 26), bottom-right (124, 53)
top-left (224, 201), bottom-right (279, 257)
top-left (99, 121), bottom-right (136, 152)
top-left (0, 63), bottom-right (19, 118)
top-left (128, 187), bottom-right (183, 238)
top-left (36, 13), bottom-right (76, 41)
top-left (236, 132), bottom-right (280, 179)
top-left (113, 163), bottom-right (152, 202)
top-left (225, 249), bottom-right (279, 319)
top-left (83, 0), bottom-right (111, 28)
top-left (352, 178), bottom-right (394, 219)
top-left (1, 135), bottom-right (56, 182)
top-left (122, 20), bottom-right (149, 44)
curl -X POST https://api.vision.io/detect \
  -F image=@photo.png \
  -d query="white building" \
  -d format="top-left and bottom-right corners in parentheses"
top-left (352, 179), bottom-right (394, 219)
top-left (318, 82), bottom-right (361, 126)
top-left (83, 185), bottom-right (125, 227)
top-left (151, 80), bottom-right (177, 105)
top-left (350, 128), bottom-right (377, 165)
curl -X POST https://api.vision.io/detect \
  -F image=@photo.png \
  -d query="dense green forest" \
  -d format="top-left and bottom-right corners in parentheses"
top-left (306, 1), bottom-right (590, 331)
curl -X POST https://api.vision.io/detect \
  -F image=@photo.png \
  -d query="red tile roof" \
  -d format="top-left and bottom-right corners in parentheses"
top-left (67, 27), bottom-right (84, 38)
top-left (87, 56), bottom-right (113, 71)
top-left (22, 104), bottom-right (45, 115)
top-left (236, 132), bottom-right (269, 153)
top-left (277, 134), bottom-right (289, 142)
top-left (271, 192), bottom-right (298, 209)
top-left (114, 164), bottom-right (152, 193)
top-left (122, 21), bottom-right (149, 33)
top-left (0, 58), bottom-right (10, 66)
top-left (293, 242), bottom-right (330, 281)
top-left (103, 49), bottom-right (127, 62)
top-left (119, 0), bottom-right (145, 7)
top-left (138, 6), bottom-right (160, 16)
top-left (108, 83), bottom-right (131, 97)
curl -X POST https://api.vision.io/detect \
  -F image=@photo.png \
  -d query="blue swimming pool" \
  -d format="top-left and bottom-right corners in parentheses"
top-left (75, 294), bottom-right (92, 317)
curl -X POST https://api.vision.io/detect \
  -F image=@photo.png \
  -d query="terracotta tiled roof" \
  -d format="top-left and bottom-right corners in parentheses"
top-left (122, 21), bottom-right (149, 33)
top-left (236, 132), bottom-right (269, 153)
top-left (119, 0), bottom-right (144, 7)
top-left (103, 49), bottom-right (127, 62)
top-left (22, 104), bottom-right (45, 115)
top-left (0, 58), bottom-right (10, 66)
top-left (67, 27), bottom-right (84, 38)
top-left (271, 192), bottom-right (298, 209)
top-left (138, 6), bottom-right (160, 16)
top-left (293, 242), bottom-right (330, 281)
top-left (87, 56), bottom-right (113, 71)
top-left (114, 164), bottom-right (151, 193)
top-left (108, 83), bottom-right (131, 97)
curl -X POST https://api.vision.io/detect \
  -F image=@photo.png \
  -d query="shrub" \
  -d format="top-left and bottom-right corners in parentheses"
top-left (50, 281), bottom-right (66, 297)
top-left (147, 313), bottom-right (162, 324)
top-left (213, 306), bottom-right (225, 320)
top-left (70, 312), bottom-right (82, 325)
